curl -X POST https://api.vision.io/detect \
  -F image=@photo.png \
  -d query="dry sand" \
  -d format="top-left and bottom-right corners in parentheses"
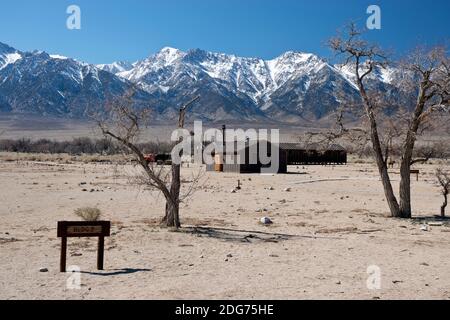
top-left (0, 155), bottom-right (449, 300)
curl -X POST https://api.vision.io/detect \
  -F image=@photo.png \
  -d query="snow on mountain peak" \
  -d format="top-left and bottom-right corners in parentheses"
top-left (156, 46), bottom-right (186, 64)
top-left (0, 43), bottom-right (22, 70)
top-left (50, 54), bottom-right (68, 60)
top-left (97, 61), bottom-right (133, 74)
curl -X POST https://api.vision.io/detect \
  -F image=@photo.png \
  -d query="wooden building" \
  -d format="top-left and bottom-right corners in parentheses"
top-left (279, 143), bottom-right (347, 165)
top-left (206, 140), bottom-right (287, 174)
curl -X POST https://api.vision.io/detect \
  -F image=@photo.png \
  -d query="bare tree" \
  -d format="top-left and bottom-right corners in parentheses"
top-left (96, 87), bottom-right (200, 229)
top-left (436, 168), bottom-right (450, 217)
top-left (328, 23), bottom-right (450, 218)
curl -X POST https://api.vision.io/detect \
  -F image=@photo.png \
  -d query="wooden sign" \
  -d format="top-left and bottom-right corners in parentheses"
top-left (57, 221), bottom-right (111, 272)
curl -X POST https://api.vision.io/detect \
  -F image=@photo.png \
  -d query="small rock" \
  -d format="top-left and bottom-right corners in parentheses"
top-left (420, 225), bottom-right (429, 232)
top-left (39, 268), bottom-right (49, 273)
top-left (231, 189), bottom-right (237, 193)
top-left (260, 217), bottom-right (273, 225)
top-left (284, 188), bottom-right (291, 192)
top-left (226, 254), bottom-right (233, 258)
top-left (82, 189), bottom-right (88, 192)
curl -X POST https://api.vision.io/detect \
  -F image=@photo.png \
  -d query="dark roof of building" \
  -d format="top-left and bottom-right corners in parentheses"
top-left (279, 142), bottom-right (346, 151)
top-left (206, 140), bottom-right (346, 153)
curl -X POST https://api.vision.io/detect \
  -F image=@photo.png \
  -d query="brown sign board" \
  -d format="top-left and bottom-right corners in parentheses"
top-left (57, 221), bottom-right (111, 272)
top-left (58, 221), bottom-right (110, 238)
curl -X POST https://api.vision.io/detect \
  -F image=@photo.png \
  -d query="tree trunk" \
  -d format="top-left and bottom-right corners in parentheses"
top-left (372, 133), bottom-right (401, 218)
top-left (162, 199), bottom-right (180, 228)
top-left (398, 132), bottom-right (415, 219)
top-left (398, 86), bottom-right (427, 219)
top-left (442, 193), bottom-right (448, 218)
top-left (169, 163), bottom-right (181, 228)
top-left (399, 150), bottom-right (413, 219)
top-left (357, 81), bottom-right (400, 217)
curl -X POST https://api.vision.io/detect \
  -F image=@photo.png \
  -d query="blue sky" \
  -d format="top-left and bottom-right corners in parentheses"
top-left (0, 0), bottom-right (449, 64)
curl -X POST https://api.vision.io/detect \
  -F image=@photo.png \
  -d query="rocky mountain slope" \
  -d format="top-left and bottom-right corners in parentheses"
top-left (0, 42), bottom-right (408, 123)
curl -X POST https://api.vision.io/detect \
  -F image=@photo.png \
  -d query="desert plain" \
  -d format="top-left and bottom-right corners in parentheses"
top-left (0, 153), bottom-right (449, 300)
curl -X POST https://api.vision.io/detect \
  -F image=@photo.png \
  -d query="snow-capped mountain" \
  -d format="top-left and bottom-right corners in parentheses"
top-left (119, 47), bottom-right (330, 104)
top-left (0, 42), bottom-right (409, 122)
top-left (115, 47), bottom-right (366, 121)
top-left (0, 42), bottom-right (155, 117)
top-left (97, 61), bottom-right (134, 74)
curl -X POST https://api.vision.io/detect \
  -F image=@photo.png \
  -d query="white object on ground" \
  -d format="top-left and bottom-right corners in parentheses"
top-left (260, 217), bottom-right (273, 225)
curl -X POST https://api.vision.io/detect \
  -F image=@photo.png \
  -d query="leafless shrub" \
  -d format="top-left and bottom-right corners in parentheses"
top-left (74, 207), bottom-right (102, 221)
top-left (436, 168), bottom-right (450, 217)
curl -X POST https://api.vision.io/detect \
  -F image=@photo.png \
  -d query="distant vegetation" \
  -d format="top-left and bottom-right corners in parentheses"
top-left (0, 137), bottom-right (173, 156)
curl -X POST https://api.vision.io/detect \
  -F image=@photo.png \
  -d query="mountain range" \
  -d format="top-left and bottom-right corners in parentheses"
top-left (0, 41), bottom-right (406, 124)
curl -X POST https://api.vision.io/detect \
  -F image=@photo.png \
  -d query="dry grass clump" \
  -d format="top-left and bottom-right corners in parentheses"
top-left (74, 207), bottom-right (102, 221)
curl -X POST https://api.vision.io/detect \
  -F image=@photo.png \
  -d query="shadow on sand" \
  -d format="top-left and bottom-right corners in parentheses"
top-left (181, 226), bottom-right (339, 243)
top-left (411, 216), bottom-right (450, 224)
top-left (79, 268), bottom-right (152, 276)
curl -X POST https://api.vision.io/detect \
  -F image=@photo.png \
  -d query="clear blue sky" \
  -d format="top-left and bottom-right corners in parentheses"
top-left (0, 0), bottom-right (449, 64)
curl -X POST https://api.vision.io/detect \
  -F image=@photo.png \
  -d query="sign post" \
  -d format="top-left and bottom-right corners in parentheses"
top-left (57, 221), bottom-right (111, 272)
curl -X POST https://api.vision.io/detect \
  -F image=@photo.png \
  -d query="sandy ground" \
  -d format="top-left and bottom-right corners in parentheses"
top-left (1, 156), bottom-right (449, 300)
